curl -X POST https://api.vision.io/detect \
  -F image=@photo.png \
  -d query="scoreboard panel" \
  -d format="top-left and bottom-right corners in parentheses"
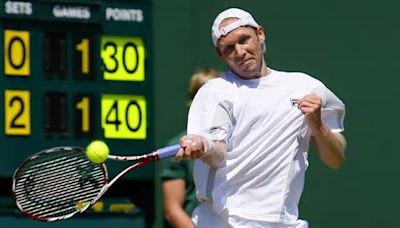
top-left (0, 0), bottom-right (154, 180)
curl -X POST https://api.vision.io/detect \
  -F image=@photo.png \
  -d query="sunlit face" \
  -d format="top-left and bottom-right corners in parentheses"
top-left (216, 18), bottom-right (266, 79)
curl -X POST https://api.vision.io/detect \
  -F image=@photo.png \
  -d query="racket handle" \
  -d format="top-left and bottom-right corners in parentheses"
top-left (156, 144), bottom-right (181, 160)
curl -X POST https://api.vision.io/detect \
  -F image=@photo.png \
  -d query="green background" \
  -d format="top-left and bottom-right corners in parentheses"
top-left (1, 0), bottom-right (399, 227)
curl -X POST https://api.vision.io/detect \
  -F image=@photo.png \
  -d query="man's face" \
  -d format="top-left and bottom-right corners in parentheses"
top-left (216, 19), bottom-right (266, 79)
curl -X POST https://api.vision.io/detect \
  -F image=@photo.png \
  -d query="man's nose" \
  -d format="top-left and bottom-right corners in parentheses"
top-left (234, 44), bottom-right (245, 57)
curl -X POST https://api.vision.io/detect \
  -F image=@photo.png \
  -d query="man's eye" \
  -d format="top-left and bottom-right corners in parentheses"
top-left (223, 46), bottom-right (234, 54)
top-left (239, 37), bottom-right (249, 44)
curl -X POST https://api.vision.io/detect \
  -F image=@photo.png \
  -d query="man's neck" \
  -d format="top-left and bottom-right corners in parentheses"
top-left (259, 60), bottom-right (269, 76)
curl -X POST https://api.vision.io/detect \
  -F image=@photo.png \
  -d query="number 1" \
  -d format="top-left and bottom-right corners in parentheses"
top-left (76, 38), bottom-right (89, 74)
top-left (75, 97), bottom-right (90, 132)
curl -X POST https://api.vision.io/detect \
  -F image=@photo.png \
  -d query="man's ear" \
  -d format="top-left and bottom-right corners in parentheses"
top-left (257, 26), bottom-right (266, 44)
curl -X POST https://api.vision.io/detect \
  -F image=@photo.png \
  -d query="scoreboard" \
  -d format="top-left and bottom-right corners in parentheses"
top-left (0, 0), bottom-right (154, 180)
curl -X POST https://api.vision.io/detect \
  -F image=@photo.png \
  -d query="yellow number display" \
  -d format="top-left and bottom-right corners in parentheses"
top-left (76, 38), bottom-right (90, 74)
top-left (101, 94), bottom-right (146, 139)
top-left (75, 97), bottom-right (90, 133)
top-left (101, 36), bottom-right (145, 81)
top-left (4, 30), bottom-right (30, 76)
top-left (4, 90), bottom-right (31, 135)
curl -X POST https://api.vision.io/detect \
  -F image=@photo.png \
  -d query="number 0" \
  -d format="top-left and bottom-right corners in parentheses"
top-left (4, 30), bottom-right (30, 76)
top-left (126, 101), bottom-right (141, 131)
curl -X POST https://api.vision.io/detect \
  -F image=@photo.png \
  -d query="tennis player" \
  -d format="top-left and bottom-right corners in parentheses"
top-left (176, 7), bottom-right (346, 228)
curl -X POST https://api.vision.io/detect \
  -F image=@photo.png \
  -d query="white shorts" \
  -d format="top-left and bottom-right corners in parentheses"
top-left (191, 202), bottom-right (308, 228)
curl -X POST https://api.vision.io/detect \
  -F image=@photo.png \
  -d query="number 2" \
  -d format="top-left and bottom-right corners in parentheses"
top-left (9, 97), bottom-right (25, 129)
top-left (5, 90), bottom-right (31, 136)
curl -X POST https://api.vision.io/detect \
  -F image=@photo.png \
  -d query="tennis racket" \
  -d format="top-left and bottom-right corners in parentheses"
top-left (12, 144), bottom-right (181, 222)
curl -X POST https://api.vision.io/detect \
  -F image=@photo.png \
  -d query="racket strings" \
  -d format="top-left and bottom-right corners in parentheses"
top-left (16, 159), bottom-right (103, 196)
top-left (16, 163), bottom-right (103, 218)
top-left (16, 171), bottom-right (103, 209)
top-left (16, 169), bottom-right (105, 198)
top-left (24, 190), bottom-right (100, 219)
top-left (13, 148), bottom-right (106, 220)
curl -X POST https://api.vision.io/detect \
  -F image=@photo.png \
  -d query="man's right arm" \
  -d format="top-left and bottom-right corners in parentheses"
top-left (175, 135), bottom-right (227, 167)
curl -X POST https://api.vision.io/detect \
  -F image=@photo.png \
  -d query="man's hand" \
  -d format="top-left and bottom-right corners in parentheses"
top-left (176, 134), bottom-right (226, 167)
top-left (297, 93), bottom-right (322, 136)
top-left (176, 134), bottom-right (206, 160)
top-left (298, 93), bottom-right (346, 169)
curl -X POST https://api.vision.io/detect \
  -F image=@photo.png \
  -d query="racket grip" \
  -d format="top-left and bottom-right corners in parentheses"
top-left (156, 144), bottom-right (181, 160)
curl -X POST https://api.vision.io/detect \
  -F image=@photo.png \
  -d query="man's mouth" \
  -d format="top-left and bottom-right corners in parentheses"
top-left (238, 58), bottom-right (254, 69)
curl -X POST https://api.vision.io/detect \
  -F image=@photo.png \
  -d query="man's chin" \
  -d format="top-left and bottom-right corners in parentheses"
top-left (240, 67), bottom-right (257, 76)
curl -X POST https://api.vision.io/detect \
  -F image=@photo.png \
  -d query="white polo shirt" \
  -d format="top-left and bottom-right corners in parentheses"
top-left (187, 68), bottom-right (345, 227)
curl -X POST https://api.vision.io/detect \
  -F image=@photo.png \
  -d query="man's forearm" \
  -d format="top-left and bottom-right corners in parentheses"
top-left (312, 123), bottom-right (346, 169)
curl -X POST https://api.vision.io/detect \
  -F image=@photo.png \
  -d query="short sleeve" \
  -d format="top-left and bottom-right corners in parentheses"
top-left (187, 80), bottom-right (233, 142)
top-left (312, 84), bottom-right (345, 133)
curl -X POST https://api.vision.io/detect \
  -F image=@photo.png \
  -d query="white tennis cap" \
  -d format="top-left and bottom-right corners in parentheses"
top-left (211, 8), bottom-right (260, 47)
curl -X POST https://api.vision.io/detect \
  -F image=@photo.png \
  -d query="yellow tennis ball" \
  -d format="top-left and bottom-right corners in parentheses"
top-left (86, 140), bottom-right (109, 164)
